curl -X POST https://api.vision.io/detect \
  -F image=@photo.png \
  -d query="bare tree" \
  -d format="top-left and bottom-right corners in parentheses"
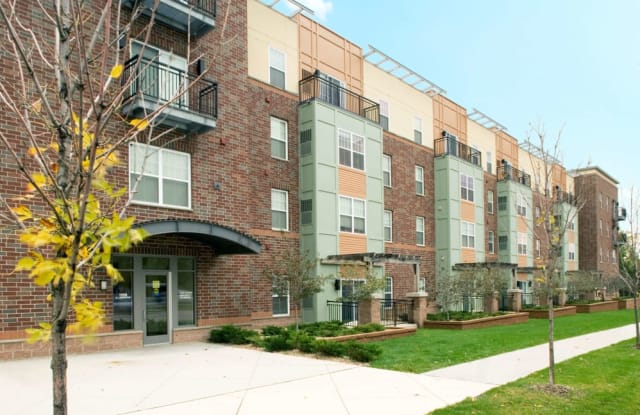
top-left (618, 187), bottom-right (640, 348)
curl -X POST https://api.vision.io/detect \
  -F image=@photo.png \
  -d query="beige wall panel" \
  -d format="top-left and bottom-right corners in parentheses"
top-left (247, 0), bottom-right (299, 93)
top-left (363, 62), bottom-right (434, 147)
top-left (339, 234), bottom-right (367, 254)
top-left (467, 120), bottom-right (497, 172)
top-left (461, 249), bottom-right (476, 263)
top-left (433, 95), bottom-right (467, 143)
top-left (461, 201), bottom-right (475, 222)
top-left (339, 167), bottom-right (367, 199)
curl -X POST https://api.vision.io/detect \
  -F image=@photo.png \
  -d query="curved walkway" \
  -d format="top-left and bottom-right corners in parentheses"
top-left (0, 324), bottom-right (636, 415)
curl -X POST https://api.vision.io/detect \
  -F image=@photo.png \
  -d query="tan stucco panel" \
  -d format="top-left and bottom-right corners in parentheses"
top-left (338, 166), bottom-right (367, 199)
top-left (467, 120), bottom-right (496, 173)
top-left (433, 95), bottom-right (467, 143)
top-left (460, 200), bottom-right (475, 222)
top-left (339, 233), bottom-right (367, 254)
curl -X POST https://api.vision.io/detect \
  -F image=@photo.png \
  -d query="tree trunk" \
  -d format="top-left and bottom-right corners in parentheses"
top-left (633, 295), bottom-right (640, 349)
top-left (51, 281), bottom-right (68, 415)
top-left (547, 284), bottom-right (555, 385)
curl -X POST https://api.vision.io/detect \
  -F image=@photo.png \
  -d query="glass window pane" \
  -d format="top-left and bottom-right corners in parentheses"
top-left (271, 190), bottom-right (286, 211)
top-left (353, 153), bottom-right (364, 170)
top-left (113, 270), bottom-right (133, 331)
top-left (340, 215), bottom-right (352, 232)
top-left (339, 148), bottom-right (351, 167)
top-left (352, 135), bottom-right (364, 153)
top-left (131, 144), bottom-right (159, 175)
top-left (272, 211), bottom-right (286, 230)
top-left (162, 151), bottom-right (189, 181)
top-left (131, 174), bottom-right (159, 203)
top-left (270, 48), bottom-right (285, 70)
top-left (354, 218), bottom-right (365, 233)
top-left (339, 197), bottom-right (351, 215)
top-left (142, 257), bottom-right (170, 270)
top-left (163, 179), bottom-right (189, 207)
top-left (178, 258), bottom-right (194, 270)
top-left (178, 271), bottom-right (195, 326)
top-left (112, 256), bottom-right (133, 270)
top-left (271, 138), bottom-right (286, 159)
top-left (353, 200), bottom-right (365, 217)
top-left (270, 68), bottom-right (285, 89)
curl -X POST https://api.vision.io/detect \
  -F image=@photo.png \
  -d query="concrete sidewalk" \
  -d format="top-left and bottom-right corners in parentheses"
top-left (0, 324), bottom-right (636, 415)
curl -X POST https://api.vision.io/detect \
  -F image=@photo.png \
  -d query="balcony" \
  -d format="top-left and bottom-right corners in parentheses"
top-left (121, 0), bottom-right (216, 36)
top-left (615, 206), bottom-right (627, 222)
top-left (497, 165), bottom-right (531, 187)
top-left (555, 189), bottom-right (577, 206)
top-left (299, 74), bottom-right (380, 124)
top-left (121, 55), bottom-right (218, 133)
top-left (434, 137), bottom-right (482, 168)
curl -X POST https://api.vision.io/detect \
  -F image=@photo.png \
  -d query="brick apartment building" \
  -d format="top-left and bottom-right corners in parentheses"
top-left (0, 0), bottom-right (622, 358)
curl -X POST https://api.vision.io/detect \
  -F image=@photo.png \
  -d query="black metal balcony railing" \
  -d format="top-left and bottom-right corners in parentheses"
top-left (299, 74), bottom-right (380, 124)
top-left (123, 55), bottom-right (218, 119)
top-left (183, 0), bottom-right (217, 18)
top-left (555, 190), bottom-right (577, 206)
top-left (434, 137), bottom-right (482, 167)
top-left (497, 164), bottom-right (531, 187)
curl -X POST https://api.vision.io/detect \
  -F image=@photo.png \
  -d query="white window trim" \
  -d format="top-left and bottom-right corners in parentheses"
top-left (517, 194), bottom-right (527, 217)
top-left (413, 116), bottom-right (422, 144)
top-left (268, 46), bottom-right (286, 89)
top-left (383, 154), bottom-right (392, 187)
top-left (272, 280), bottom-right (290, 317)
top-left (517, 232), bottom-right (527, 255)
top-left (384, 276), bottom-right (393, 306)
top-left (416, 216), bottom-right (425, 246)
top-left (461, 221), bottom-right (475, 248)
top-left (415, 165), bottom-right (424, 196)
top-left (460, 174), bottom-right (474, 202)
top-left (339, 195), bottom-right (367, 234)
top-left (383, 210), bottom-right (393, 242)
top-left (338, 129), bottom-right (365, 171)
top-left (418, 277), bottom-right (426, 293)
top-left (129, 142), bottom-right (192, 210)
top-left (487, 190), bottom-right (494, 214)
top-left (568, 243), bottom-right (576, 261)
top-left (270, 116), bottom-right (288, 160)
top-left (488, 230), bottom-right (495, 254)
top-left (271, 189), bottom-right (289, 231)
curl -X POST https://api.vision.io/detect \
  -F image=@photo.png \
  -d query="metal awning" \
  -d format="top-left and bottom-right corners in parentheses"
top-left (452, 262), bottom-right (518, 271)
top-left (135, 219), bottom-right (261, 255)
top-left (322, 252), bottom-right (421, 266)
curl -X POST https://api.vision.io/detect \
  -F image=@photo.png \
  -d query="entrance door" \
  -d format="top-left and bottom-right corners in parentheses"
top-left (144, 272), bottom-right (171, 345)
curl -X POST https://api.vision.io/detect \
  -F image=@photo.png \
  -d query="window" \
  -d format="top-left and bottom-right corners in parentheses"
top-left (536, 206), bottom-right (541, 219)
top-left (599, 192), bottom-right (603, 208)
top-left (418, 277), bottom-right (426, 293)
top-left (270, 117), bottom-right (287, 160)
top-left (471, 145), bottom-right (480, 167)
top-left (269, 47), bottom-right (285, 89)
top-left (413, 117), bottom-right (422, 144)
top-left (461, 221), bottom-right (475, 248)
top-left (517, 232), bottom-right (527, 255)
top-left (272, 278), bottom-right (289, 316)
top-left (383, 154), bottom-right (392, 187)
top-left (599, 247), bottom-right (603, 262)
top-left (318, 72), bottom-right (345, 107)
top-left (568, 243), bottom-right (576, 261)
top-left (517, 194), bottom-right (527, 217)
top-left (599, 219), bottom-right (603, 234)
top-left (338, 129), bottom-right (365, 170)
top-left (379, 100), bottom-right (389, 130)
top-left (487, 191), bottom-right (494, 214)
top-left (340, 196), bottom-right (366, 234)
top-left (177, 258), bottom-right (196, 326)
top-left (606, 196), bottom-right (609, 210)
top-left (301, 199), bottom-right (312, 225)
top-left (384, 277), bottom-right (393, 306)
top-left (486, 151), bottom-right (493, 174)
top-left (129, 142), bottom-right (191, 209)
top-left (415, 165), bottom-right (424, 195)
top-left (612, 249), bottom-right (616, 263)
top-left (498, 196), bottom-right (507, 211)
top-left (499, 235), bottom-right (508, 251)
top-left (271, 189), bottom-right (289, 231)
top-left (112, 256), bottom-right (133, 331)
top-left (416, 216), bottom-right (425, 246)
top-left (383, 210), bottom-right (393, 242)
top-left (299, 129), bottom-right (312, 157)
top-left (460, 174), bottom-right (474, 202)
top-left (536, 239), bottom-right (541, 257)
top-left (488, 231), bottom-right (495, 254)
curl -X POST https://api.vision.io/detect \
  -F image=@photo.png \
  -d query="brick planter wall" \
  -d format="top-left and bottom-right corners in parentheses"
top-left (574, 301), bottom-right (619, 313)
top-left (319, 327), bottom-right (416, 343)
top-left (618, 298), bottom-right (639, 310)
top-left (424, 313), bottom-right (529, 330)
top-left (526, 306), bottom-right (577, 319)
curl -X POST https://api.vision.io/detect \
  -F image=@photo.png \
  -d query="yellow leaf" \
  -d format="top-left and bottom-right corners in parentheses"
top-left (27, 147), bottom-right (39, 157)
top-left (31, 99), bottom-right (42, 113)
top-left (110, 64), bottom-right (124, 79)
top-left (14, 256), bottom-right (36, 272)
top-left (71, 112), bottom-right (79, 126)
top-left (25, 323), bottom-right (51, 344)
top-left (129, 118), bottom-right (149, 131)
top-left (32, 172), bottom-right (48, 188)
top-left (12, 205), bottom-right (32, 221)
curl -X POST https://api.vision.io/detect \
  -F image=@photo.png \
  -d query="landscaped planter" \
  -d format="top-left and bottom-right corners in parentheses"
top-left (423, 313), bottom-right (529, 330)
top-left (573, 301), bottom-right (619, 313)
top-left (526, 306), bottom-right (577, 319)
top-left (319, 327), bottom-right (416, 343)
top-left (617, 298), bottom-right (639, 310)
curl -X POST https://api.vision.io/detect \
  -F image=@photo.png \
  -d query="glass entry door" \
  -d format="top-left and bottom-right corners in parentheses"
top-left (144, 272), bottom-right (170, 344)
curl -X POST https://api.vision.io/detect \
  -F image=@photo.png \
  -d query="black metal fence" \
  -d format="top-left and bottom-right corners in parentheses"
top-left (188, 0), bottom-right (217, 18)
top-left (327, 300), bottom-right (359, 328)
top-left (380, 299), bottom-right (411, 326)
top-left (123, 55), bottom-right (218, 118)
top-left (299, 74), bottom-right (380, 124)
top-left (433, 137), bottom-right (482, 167)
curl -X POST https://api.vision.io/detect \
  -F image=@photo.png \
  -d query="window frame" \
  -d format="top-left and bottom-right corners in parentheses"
top-left (270, 116), bottom-right (288, 160)
top-left (129, 142), bottom-right (192, 209)
top-left (379, 99), bottom-right (389, 130)
top-left (413, 116), bottom-right (422, 144)
top-left (382, 154), bottom-right (392, 187)
top-left (461, 221), bottom-right (475, 248)
top-left (339, 196), bottom-right (366, 234)
top-left (384, 276), bottom-right (393, 307)
top-left (517, 232), bottom-right (527, 255)
top-left (338, 129), bottom-right (365, 171)
top-left (568, 243), bottom-right (576, 261)
top-left (488, 230), bottom-right (495, 254)
top-left (271, 189), bottom-right (289, 231)
top-left (487, 190), bottom-right (494, 214)
top-left (272, 279), bottom-right (290, 317)
top-left (268, 47), bottom-right (286, 89)
top-left (416, 216), bottom-right (425, 246)
top-left (517, 194), bottom-right (527, 217)
top-left (415, 165), bottom-right (424, 196)
top-left (383, 209), bottom-right (393, 242)
top-left (460, 174), bottom-right (474, 202)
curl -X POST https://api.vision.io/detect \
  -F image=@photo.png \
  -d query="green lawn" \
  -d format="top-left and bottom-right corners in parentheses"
top-left (369, 309), bottom-right (636, 373)
top-left (429, 339), bottom-right (640, 415)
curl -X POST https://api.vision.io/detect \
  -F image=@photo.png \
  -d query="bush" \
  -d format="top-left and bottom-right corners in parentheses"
top-left (296, 320), bottom-right (345, 337)
top-left (344, 341), bottom-right (382, 363)
top-left (209, 325), bottom-right (256, 344)
top-left (263, 334), bottom-right (294, 352)
top-left (352, 323), bottom-right (385, 334)
top-left (261, 325), bottom-right (287, 336)
top-left (315, 340), bottom-right (347, 357)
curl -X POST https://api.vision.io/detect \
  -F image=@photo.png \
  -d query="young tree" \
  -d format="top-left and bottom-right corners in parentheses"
top-left (338, 263), bottom-right (386, 302)
top-left (0, 1), bottom-right (212, 413)
top-left (617, 187), bottom-right (640, 348)
top-left (435, 270), bottom-right (460, 321)
top-left (526, 124), bottom-right (584, 386)
top-left (262, 249), bottom-right (331, 330)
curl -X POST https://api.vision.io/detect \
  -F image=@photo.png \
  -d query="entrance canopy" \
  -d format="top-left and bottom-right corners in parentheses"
top-left (135, 219), bottom-right (261, 255)
top-left (322, 252), bottom-right (421, 266)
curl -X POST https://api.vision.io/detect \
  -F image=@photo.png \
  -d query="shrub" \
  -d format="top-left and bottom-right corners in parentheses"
top-left (209, 325), bottom-right (256, 344)
top-left (315, 340), bottom-right (346, 357)
top-left (352, 323), bottom-right (385, 334)
top-left (288, 331), bottom-right (317, 353)
top-left (344, 341), bottom-right (382, 363)
top-left (263, 334), bottom-right (294, 352)
top-left (296, 320), bottom-right (345, 337)
top-left (261, 325), bottom-right (287, 336)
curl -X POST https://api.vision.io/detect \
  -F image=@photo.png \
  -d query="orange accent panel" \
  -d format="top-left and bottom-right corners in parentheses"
top-left (460, 200), bottom-right (475, 222)
top-left (568, 231), bottom-right (575, 244)
top-left (517, 216), bottom-right (528, 233)
top-left (516, 272), bottom-right (529, 282)
top-left (432, 95), bottom-right (467, 142)
top-left (518, 255), bottom-right (528, 267)
top-left (461, 248), bottom-right (476, 263)
top-left (339, 166), bottom-right (367, 198)
top-left (495, 131), bottom-right (519, 168)
top-left (339, 233), bottom-right (367, 254)
top-left (297, 15), bottom-right (363, 93)
top-left (551, 164), bottom-right (566, 191)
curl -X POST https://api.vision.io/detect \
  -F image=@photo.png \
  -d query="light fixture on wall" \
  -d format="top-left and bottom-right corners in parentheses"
top-left (100, 280), bottom-right (108, 290)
